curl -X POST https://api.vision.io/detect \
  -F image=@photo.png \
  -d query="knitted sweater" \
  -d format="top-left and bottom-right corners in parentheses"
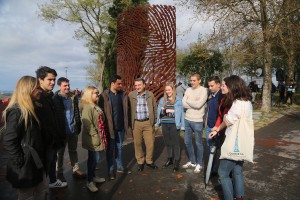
top-left (182, 86), bottom-right (208, 122)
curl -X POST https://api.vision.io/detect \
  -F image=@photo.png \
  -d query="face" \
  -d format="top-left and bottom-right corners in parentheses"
top-left (58, 81), bottom-right (70, 96)
top-left (221, 81), bottom-right (229, 94)
top-left (190, 76), bottom-right (201, 88)
top-left (165, 86), bottom-right (173, 97)
top-left (39, 73), bottom-right (56, 92)
top-left (111, 79), bottom-right (123, 91)
top-left (91, 89), bottom-right (100, 103)
top-left (208, 80), bottom-right (221, 93)
top-left (134, 80), bottom-right (145, 93)
top-left (31, 87), bottom-right (43, 101)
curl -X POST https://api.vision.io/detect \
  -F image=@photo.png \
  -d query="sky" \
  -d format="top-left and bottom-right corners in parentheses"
top-left (0, 0), bottom-right (212, 92)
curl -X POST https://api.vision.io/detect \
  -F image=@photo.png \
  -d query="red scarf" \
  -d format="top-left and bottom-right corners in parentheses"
top-left (97, 113), bottom-right (108, 151)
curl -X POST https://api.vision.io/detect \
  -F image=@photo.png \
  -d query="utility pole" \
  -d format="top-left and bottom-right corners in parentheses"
top-left (65, 67), bottom-right (68, 78)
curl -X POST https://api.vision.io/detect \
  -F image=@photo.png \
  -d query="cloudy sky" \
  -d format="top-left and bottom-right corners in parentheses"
top-left (0, 0), bottom-right (212, 92)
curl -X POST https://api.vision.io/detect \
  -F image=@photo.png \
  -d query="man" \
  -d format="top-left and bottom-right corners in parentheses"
top-left (53, 77), bottom-right (86, 181)
top-left (98, 75), bottom-right (131, 180)
top-left (176, 82), bottom-right (185, 99)
top-left (182, 74), bottom-right (208, 173)
top-left (128, 78), bottom-right (158, 172)
top-left (249, 80), bottom-right (259, 103)
top-left (36, 66), bottom-right (67, 188)
top-left (204, 76), bottom-right (223, 153)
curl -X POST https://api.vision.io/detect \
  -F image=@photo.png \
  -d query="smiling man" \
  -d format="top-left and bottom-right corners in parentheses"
top-left (53, 77), bottom-right (85, 182)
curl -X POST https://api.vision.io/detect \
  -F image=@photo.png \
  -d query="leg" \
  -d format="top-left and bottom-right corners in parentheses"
top-left (115, 129), bottom-right (125, 169)
top-left (192, 122), bottom-right (204, 165)
top-left (169, 124), bottom-right (180, 161)
top-left (143, 121), bottom-right (155, 164)
top-left (184, 119), bottom-right (196, 164)
top-left (133, 121), bottom-right (145, 164)
top-left (162, 123), bottom-right (173, 158)
top-left (48, 150), bottom-right (57, 184)
top-left (218, 159), bottom-right (236, 200)
top-left (233, 161), bottom-right (245, 198)
top-left (106, 138), bottom-right (115, 174)
top-left (87, 150), bottom-right (96, 182)
top-left (67, 134), bottom-right (79, 172)
top-left (56, 143), bottom-right (66, 174)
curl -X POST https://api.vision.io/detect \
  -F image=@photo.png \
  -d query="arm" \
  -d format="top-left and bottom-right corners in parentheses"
top-left (186, 88), bottom-right (208, 109)
top-left (182, 88), bottom-right (191, 109)
top-left (153, 94), bottom-right (157, 124)
top-left (156, 98), bottom-right (163, 126)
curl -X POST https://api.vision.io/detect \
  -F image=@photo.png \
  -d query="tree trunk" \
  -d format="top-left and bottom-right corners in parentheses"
top-left (97, 51), bottom-right (105, 93)
top-left (287, 49), bottom-right (295, 82)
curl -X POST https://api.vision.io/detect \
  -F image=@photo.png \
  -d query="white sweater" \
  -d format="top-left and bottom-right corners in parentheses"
top-left (182, 86), bottom-right (208, 122)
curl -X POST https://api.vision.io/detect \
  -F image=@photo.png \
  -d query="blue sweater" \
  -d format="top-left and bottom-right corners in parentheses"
top-left (206, 91), bottom-right (223, 128)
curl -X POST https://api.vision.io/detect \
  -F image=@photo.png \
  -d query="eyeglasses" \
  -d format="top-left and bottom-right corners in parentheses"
top-left (92, 92), bottom-right (99, 95)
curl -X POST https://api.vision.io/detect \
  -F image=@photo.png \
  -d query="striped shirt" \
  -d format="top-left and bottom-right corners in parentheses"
top-left (136, 91), bottom-right (149, 120)
top-left (161, 101), bottom-right (175, 124)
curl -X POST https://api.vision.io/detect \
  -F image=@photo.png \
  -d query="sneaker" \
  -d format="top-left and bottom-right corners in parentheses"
top-left (117, 167), bottom-right (132, 174)
top-left (194, 164), bottom-right (202, 173)
top-left (182, 161), bottom-right (196, 169)
top-left (49, 179), bottom-right (68, 188)
top-left (93, 176), bottom-right (105, 183)
top-left (86, 182), bottom-right (98, 192)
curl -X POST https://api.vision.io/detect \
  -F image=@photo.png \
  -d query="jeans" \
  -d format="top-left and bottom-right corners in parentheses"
top-left (47, 149), bottom-right (57, 184)
top-left (161, 123), bottom-right (180, 160)
top-left (107, 129), bottom-right (125, 173)
top-left (205, 126), bottom-right (213, 154)
top-left (218, 159), bottom-right (244, 200)
top-left (184, 119), bottom-right (204, 165)
top-left (87, 150), bottom-right (101, 182)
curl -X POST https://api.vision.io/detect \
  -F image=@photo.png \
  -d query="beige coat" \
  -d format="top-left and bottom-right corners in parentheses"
top-left (81, 104), bottom-right (104, 151)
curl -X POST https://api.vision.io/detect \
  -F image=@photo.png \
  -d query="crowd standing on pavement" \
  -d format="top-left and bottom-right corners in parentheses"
top-left (5, 65), bottom-right (293, 200)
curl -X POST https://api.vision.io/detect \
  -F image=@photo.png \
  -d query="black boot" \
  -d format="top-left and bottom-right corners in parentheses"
top-left (162, 158), bottom-right (173, 168)
top-left (173, 160), bottom-right (179, 172)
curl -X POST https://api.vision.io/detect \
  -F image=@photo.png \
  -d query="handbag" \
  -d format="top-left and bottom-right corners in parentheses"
top-left (220, 103), bottom-right (254, 162)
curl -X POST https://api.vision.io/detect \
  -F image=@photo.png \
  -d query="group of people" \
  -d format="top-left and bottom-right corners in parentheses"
top-left (2, 67), bottom-right (253, 200)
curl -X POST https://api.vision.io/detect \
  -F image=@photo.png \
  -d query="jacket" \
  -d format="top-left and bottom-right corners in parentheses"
top-left (98, 89), bottom-right (129, 138)
top-left (53, 91), bottom-right (82, 134)
top-left (204, 90), bottom-right (223, 128)
top-left (156, 96), bottom-right (185, 130)
top-left (3, 105), bottom-right (46, 188)
top-left (81, 104), bottom-right (104, 151)
top-left (128, 90), bottom-right (157, 129)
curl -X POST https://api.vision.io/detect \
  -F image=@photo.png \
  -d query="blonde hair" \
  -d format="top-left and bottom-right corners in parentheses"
top-left (2, 76), bottom-right (40, 129)
top-left (163, 82), bottom-right (176, 107)
top-left (80, 86), bottom-right (98, 108)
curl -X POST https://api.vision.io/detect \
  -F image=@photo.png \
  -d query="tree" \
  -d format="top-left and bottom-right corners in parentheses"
top-left (177, 0), bottom-right (300, 112)
top-left (39, 0), bottom-right (114, 92)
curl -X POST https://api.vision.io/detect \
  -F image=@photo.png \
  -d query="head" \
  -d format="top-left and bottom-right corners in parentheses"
top-left (57, 77), bottom-right (70, 96)
top-left (81, 86), bottom-right (99, 106)
top-left (190, 74), bottom-right (201, 89)
top-left (163, 82), bottom-right (176, 105)
top-left (222, 75), bottom-right (252, 108)
top-left (3, 76), bottom-right (40, 129)
top-left (134, 78), bottom-right (146, 94)
top-left (36, 66), bottom-right (57, 92)
top-left (110, 75), bottom-right (123, 92)
top-left (208, 76), bottom-right (221, 93)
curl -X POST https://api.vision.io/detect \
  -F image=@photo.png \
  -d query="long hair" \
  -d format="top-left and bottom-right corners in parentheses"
top-left (222, 75), bottom-right (252, 108)
top-left (2, 76), bottom-right (40, 129)
top-left (80, 86), bottom-right (98, 109)
top-left (162, 82), bottom-right (176, 107)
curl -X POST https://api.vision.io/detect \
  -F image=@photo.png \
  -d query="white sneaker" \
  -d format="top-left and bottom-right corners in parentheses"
top-left (87, 182), bottom-right (98, 192)
top-left (182, 161), bottom-right (196, 169)
top-left (93, 176), bottom-right (105, 183)
top-left (194, 164), bottom-right (202, 173)
top-left (49, 179), bottom-right (68, 188)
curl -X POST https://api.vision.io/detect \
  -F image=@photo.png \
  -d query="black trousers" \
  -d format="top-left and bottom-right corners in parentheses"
top-left (161, 123), bottom-right (180, 160)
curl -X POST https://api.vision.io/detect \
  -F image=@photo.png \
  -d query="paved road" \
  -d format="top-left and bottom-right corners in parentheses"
top-left (0, 110), bottom-right (300, 200)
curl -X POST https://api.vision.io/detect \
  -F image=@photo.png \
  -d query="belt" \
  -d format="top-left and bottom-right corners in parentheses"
top-left (135, 118), bottom-right (149, 122)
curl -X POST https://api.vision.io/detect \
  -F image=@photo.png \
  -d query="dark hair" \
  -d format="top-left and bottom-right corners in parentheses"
top-left (134, 78), bottom-right (145, 84)
top-left (110, 75), bottom-right (122, 84)
top-left (36, 66), bottom-right (57, 80)
top-left (223, 75), bottom-right (252, 108)
top-left (208, 76), bottom-right (221, 84)
top-left (57, 77), bottom-right (69, 86)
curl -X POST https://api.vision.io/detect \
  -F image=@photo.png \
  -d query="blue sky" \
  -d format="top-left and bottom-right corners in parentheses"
top-left (0, 0), bottom-right (212, 92)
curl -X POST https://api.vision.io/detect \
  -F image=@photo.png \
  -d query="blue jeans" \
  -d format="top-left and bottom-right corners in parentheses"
top-left (184, 119), bottom-right (204, 165)
top-left (218, 159), bottom-right (244, 200)
top-left (107, 129), bottom-right (125, 173)
top-left (87, 151), bottom-right (101, 182)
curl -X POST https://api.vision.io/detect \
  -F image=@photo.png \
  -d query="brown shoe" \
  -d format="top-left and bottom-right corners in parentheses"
top-left (73, 169), bottom-right (86, 178)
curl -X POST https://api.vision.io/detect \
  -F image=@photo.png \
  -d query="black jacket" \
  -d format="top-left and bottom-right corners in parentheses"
top-left (3, 105), bottom-right (46, 188)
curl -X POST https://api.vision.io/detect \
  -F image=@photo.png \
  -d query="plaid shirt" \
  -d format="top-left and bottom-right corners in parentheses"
top-left (136, 91), bottom-right (149, 120)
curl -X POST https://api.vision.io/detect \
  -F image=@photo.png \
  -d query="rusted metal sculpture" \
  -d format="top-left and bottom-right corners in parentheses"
top-left (117, 5), bottom-right (176, 100)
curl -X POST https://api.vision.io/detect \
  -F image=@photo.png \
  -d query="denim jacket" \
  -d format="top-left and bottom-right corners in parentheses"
top-left (156, 96), bottom-right (185, 130)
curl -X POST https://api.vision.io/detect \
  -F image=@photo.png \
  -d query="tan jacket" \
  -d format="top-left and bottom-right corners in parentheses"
top-left (81, 104), bottom-right (104, 151)
top-left (128, 90), bottom-right (157, 129)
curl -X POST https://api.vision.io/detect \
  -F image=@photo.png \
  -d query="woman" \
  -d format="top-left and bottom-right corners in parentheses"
top-left (2, 76), bottom-right (48, 200)
top-left (209, 75), bottom-right (252, 200)
top-left (157, 82), bottom-right (185, 172)
top-left (285, 79), bottom-right (296, 104)
top-left (81, 86), bottom-right (106, 192)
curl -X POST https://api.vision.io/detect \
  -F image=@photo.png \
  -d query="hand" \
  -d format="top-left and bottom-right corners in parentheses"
top-left (211, 126), bottom-right (218, 132)
top-left (166, 109), bottom-right (174, 113)
top-left (209, 130), bottom-right (218, 139)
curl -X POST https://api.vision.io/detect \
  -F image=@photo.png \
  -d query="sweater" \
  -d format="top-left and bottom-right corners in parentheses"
top-left (182, 86), bottom-right (208, 122)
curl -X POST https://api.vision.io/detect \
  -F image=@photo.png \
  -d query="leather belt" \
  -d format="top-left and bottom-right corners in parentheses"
top-left (135, 118), bottom-right (149, 122)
